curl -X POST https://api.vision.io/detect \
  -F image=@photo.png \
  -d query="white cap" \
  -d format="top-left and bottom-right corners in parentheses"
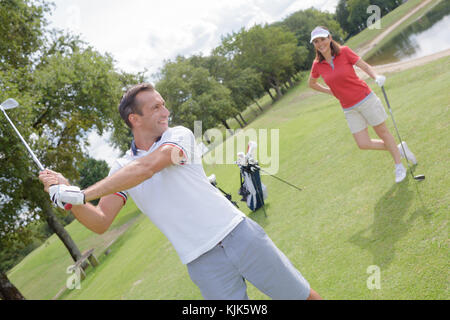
top-left (310, 27), bottom-right (330, 43)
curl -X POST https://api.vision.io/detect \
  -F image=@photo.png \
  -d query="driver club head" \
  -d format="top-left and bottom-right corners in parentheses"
top-left (414, 174), bottom-right (425, 181)
top-left (0, 98), bottom-right (19, 110)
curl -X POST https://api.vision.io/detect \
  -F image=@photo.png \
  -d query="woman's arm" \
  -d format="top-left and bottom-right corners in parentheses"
top-left (355, 58), bottom-right (377, 79)
top-left (355, 58), bottom-right (386, 87)
top-left (308, 76), bottom-right (333, 95)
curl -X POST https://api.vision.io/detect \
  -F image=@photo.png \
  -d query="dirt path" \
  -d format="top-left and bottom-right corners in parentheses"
top-left (356, 0), bottom-right (434, 57)
top-left (372, 48), bottom-right (450, 74)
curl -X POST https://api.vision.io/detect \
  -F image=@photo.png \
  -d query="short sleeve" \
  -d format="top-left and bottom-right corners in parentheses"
top-left (310, 61), bottom-right (320, 79)
top-left (342, 46), bottom-right (361, 65)
top-left (108, 161), bottom-right (129, 203)
top-left (160, 126), bottom-right (200, 165)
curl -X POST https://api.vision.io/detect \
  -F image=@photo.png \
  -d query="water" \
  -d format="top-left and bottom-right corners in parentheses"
top-left (366, 1), bottom-right (450, 65)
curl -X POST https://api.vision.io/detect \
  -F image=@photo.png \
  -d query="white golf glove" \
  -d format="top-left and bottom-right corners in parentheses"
top-left (375, 75), bottom-right (386, 87)
top-left (49, 184), bottom-right (85, 210)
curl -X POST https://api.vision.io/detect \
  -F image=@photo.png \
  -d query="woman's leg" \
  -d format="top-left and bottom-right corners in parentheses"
top-left (352, 127), bottom-right (386, 150)
top-left (352, 124), bottom-right (401, 164)
top-left (372, 121), bottom-right (402, 164)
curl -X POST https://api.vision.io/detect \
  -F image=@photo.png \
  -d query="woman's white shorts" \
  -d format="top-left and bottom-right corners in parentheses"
top-left (344, 93), bottom-right (388, 134)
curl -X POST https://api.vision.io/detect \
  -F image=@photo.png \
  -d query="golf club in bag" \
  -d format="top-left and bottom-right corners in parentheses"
top-left (207, 174), bottom-right (239, 208)
top-left (380, 87), bottom-right (425, 181)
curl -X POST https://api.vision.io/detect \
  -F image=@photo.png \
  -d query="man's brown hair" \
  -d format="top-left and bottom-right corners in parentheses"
top-left (118, 83), bottom-right (155, 128)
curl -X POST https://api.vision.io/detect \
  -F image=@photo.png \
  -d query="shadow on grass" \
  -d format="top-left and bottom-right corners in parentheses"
top-left (248, 203), bottom-right (270, 228)
top-left (348, 177), bottom-right (421, 269)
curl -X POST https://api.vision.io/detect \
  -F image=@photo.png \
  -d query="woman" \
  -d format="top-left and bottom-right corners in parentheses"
top-left (308, 26), bottom-right (417, 183)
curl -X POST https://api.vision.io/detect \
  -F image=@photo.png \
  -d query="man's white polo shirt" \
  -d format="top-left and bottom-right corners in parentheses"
top-left (109, 126), bottom-right (245, 264)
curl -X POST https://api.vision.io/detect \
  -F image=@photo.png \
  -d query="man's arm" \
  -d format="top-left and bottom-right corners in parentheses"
top-left (39, 170), bottom-right (125, 234)
top-left (82, 144), bottom-right (182, 202)
top-left (41, 144), bottom-right (183, 209)
top-left (71, 195), bottom-right (124, 234)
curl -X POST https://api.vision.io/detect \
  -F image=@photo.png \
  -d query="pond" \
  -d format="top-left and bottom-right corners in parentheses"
top-left (366, 0), bottom-right (450, 65)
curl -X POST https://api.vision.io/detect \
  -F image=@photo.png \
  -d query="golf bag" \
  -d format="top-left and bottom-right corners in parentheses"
top-left (236, 141), bottom-right (267, 212)
top-left (238, 165), bottom-right (267, 211)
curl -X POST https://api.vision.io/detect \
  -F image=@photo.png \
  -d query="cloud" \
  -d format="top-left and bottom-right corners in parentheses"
top-left (49, 0), bottom-right (338, 78)
top-left (86, 130), bottom-right (121, 168)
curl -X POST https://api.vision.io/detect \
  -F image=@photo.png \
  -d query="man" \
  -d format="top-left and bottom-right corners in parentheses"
top-left (39, 83), bottom-right (321, 300)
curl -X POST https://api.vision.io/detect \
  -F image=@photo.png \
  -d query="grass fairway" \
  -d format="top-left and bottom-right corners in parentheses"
top-left (7, 56), bottom-right (449, 300)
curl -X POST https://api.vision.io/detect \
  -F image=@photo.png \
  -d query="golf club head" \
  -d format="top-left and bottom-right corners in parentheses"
top-left (0, 98), bottom-right (19, 110)
top-left (414, 175), bottom-right (425, 181)
top-left (247, 141), bottom-right (257, 159)
top-left (207, 174), bottom-right (217, 186)
top-left (236, 152), bottom-right (246, 166)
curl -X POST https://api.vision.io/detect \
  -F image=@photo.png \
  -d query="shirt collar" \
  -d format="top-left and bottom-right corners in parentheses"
top-left (320, 55), bottom-right (335, 64)
top-left (130, 136), bottom-right (162, 156)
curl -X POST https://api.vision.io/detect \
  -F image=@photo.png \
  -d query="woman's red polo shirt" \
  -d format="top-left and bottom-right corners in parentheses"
top-left (310, 46), bottom-right (372, 109)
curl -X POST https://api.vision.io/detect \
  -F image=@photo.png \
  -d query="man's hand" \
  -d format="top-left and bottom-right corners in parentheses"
top-left (49, 184), bottom-right (85, 210)
top-left (39, 169), bottom-right (70, 192)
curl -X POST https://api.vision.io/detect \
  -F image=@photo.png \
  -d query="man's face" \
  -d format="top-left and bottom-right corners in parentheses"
top-left (133, 90), bottom-right (170, 135)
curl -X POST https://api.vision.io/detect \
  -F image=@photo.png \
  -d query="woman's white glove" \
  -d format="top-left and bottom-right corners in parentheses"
top-left (375, 75), bottom-right (386, 87)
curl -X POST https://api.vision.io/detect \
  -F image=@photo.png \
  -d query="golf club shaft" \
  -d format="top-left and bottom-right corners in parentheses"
top-left (257, 166), bottom-right (303, 191)
top-left (380, 86), bottom-right (415, 178)
top-left (1, 108), bottom-right (45, 171)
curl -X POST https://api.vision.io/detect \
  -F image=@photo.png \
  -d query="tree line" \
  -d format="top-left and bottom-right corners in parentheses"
top-left (0, 0), bottom-right (141, 299)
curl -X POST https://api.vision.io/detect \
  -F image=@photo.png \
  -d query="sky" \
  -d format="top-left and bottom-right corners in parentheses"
top-left (46, 0), bottom-right (339, 166)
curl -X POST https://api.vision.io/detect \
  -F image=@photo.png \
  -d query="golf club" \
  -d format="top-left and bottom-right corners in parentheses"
top-left (207, 174), bottom-right (239, 208)
top-left (241, 142), bottom-right (303, 192)
top-left (0, 98), bottom-right (45, 171)
top-left (380, 87), bottom-right (425, 181)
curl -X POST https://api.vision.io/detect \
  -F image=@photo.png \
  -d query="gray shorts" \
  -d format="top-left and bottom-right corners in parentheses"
top-left (344, 93), bottom-right (388, 133)
top-left (187, 217), bottom-right (311, 300)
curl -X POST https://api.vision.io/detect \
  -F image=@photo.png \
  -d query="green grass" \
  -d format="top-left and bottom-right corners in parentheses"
top-left (8, 55), bottom-right (449, 300)
top-left (6, 200), bottom-right (142, 300)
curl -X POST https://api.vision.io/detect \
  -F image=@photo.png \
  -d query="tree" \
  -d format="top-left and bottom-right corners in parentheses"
top-left (347, 0), bottom-right (371, 34)
top-left (0, 272), bottom-right (25, 300)
top-left (0, 1), bottom-right (142, 293)
top-left (78, 158), bottom-right (110, 205)
top-left (0, 0), bottom-right (51, 70)
top-left (218, 24), bottom-right (299, 101)
top-left (189, 54), bottom-right (265, 118)
top-left (336, 0), bottom-right (403, 37)
top-left (276, 8), bottom-right (346, 67)
top-left (336, 1), bottom-right (352, 39)
top-left (156, 56), bottom-right (238, 134)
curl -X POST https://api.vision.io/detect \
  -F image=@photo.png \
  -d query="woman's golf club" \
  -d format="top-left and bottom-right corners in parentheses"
top-left (380, 87), bottom-right (425, 181)
top-left (0, 98), bottom-right (45, 171)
